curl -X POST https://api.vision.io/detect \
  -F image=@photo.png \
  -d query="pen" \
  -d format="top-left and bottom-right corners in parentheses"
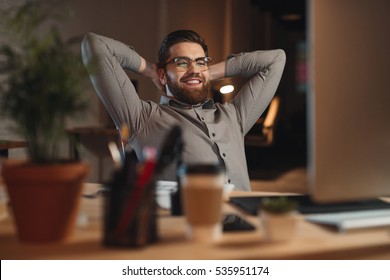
top-left (108, 141), bottom-right (122, 168)
top-left (120, 124), bottom-right (130, 161)
top-left (115, 147), bottom-right (157, 237)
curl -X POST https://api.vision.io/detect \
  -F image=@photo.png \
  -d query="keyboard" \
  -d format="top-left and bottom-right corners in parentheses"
top-left (305, 209), bottom-right (390, 231)
top-left (229, 195), bottom-right (390, 215)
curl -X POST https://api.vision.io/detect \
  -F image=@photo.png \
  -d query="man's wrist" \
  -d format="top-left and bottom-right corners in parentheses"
top-left (209, 61), bottom-right (226, 81)
top-left (138, 59), bottom-right (155, 78)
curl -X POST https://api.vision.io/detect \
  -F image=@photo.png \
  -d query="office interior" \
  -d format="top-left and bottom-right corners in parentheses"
top-left (1, 0), bottom-right (307, 187)
top-left (1, 0), bottom-right (390, 260)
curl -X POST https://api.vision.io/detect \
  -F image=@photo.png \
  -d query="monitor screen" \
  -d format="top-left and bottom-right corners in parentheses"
top-left (307, 0), bottom-right (390, 203)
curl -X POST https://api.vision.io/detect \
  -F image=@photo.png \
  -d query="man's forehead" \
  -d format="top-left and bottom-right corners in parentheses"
top-left (168, 42), bottom-right (206, 58)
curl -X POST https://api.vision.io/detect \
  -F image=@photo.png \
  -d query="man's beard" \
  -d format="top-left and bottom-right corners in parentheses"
top-left (166, 74), bottom-right (210, 105)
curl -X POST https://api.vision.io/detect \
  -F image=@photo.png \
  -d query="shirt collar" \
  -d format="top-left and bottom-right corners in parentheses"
top-left (160, 96), bottom-right (215, 109)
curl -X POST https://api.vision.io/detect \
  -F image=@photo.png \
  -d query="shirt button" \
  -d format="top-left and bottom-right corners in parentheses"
top-left (201, 117), bottom-right (205, 121)
top-left (222, 153), bottom-right (226, 157)
top-left (212, 133), bottom-right (216, 137)
top-left (228, 179), bottom-right (231, 183)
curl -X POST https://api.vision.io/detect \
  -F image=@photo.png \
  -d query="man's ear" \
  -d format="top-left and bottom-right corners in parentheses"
top-left (157, 68), bottom-right (167, 85)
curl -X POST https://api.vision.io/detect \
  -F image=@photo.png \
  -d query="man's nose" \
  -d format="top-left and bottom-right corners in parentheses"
top-left (186, 61), bottom-right (201, 73)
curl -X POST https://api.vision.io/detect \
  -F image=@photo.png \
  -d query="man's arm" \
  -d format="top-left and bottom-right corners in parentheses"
top-left (212, 50), bottom-right (286, 135)
top-left (208, 61), bottom-right (226, 81)
top-left (138, 58), bottom-right (165, 94)
top-left (81, 32), bottom-right (158, 135)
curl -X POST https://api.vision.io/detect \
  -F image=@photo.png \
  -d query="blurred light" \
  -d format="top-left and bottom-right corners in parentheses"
top-left (220, 85), bottom-right (234, 94)
top-left (281, 14), bottom-right (302, 21)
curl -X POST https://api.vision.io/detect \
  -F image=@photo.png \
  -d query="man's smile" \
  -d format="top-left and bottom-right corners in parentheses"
top-left (181, 77), bottom-right (203, 87)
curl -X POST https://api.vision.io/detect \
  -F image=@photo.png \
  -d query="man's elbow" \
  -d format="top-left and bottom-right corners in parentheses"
top-left (81, 32), bottom-right (98, 66)
top-left (275, 49), bottom-right (286, 63)
top-left (272, 49), bottom-right (286, 71)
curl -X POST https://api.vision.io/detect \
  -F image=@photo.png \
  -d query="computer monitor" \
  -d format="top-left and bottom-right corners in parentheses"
top-left (307, 0), bottom-right (390, 203)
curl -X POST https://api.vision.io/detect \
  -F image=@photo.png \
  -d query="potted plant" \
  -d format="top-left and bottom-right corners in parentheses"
top-left (0, 0), bottom-right (90, 243)
top-left (259, 196), bottom-right (298, 242)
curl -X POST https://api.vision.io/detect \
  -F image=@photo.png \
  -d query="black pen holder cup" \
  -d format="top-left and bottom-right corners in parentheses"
top-left (103, 170), bottom-right (158, 248)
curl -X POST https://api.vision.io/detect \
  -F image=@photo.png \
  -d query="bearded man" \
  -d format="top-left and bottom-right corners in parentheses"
top-left (81, 30), bottom-right (285, 191)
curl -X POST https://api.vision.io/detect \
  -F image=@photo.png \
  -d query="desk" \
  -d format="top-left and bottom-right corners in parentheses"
top-left (0, 140), bottom-right (28, 158)
top-left (0, 185), bottom-right (390, 260)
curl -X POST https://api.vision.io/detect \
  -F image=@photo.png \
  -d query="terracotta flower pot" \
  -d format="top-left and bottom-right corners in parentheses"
top-left (1, 160), bottom-right (90, 243)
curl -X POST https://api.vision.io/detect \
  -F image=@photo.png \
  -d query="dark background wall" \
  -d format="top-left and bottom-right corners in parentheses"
top-left (1, 0), bottom-right (307, 182)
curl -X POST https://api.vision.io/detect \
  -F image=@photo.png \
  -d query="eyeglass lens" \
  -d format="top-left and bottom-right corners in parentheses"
top-left (172, 57), bottom-right (210, 71)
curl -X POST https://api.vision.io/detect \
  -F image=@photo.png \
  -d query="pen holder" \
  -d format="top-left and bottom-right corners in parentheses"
top-left (103, 158), bottom-right (158, 248)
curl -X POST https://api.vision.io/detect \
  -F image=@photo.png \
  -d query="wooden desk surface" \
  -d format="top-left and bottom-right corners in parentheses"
top-left (1, 185), bottom-right (390, 260)
top-left (0, 140), bottom-right (28, 152)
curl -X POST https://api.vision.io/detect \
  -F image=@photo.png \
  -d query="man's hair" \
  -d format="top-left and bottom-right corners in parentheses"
top-left (157, 29), bottom-right (208, 68)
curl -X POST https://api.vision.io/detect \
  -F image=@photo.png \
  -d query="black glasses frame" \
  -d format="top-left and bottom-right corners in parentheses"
top-left (162, 56), bottom-right (212, 71)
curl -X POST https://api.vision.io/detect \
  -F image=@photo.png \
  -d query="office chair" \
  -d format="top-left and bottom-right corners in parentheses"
top-left (244, 96), bottom-right (280, 147)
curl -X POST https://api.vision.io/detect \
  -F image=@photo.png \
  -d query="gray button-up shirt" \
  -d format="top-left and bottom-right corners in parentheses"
top-left (82, 33), bottom-right (286, 191)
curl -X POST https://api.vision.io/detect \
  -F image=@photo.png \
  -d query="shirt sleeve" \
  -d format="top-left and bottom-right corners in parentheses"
top-left (226, 49), bottom-right (286, 135)
top-left (81, 32), bottom-right (154, 136)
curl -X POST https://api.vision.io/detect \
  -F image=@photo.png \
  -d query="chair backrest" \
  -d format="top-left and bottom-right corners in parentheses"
top-left (263, 96), bottom-right (280, 130)
top-left (245, 96), bottom-right (281, 147)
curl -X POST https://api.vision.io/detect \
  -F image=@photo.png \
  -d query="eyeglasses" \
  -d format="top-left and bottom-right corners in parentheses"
top-left (163, 56), bottom-right (212, 72)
